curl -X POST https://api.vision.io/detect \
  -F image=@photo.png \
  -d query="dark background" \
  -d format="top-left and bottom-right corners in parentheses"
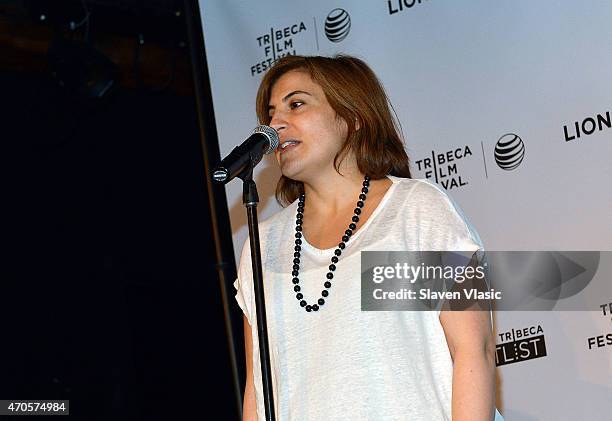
top-left (2, 1), bottom-right (243, 419)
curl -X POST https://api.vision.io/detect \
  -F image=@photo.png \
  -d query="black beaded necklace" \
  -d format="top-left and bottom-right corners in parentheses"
top-left (292, 175), bottom-right (371, 312)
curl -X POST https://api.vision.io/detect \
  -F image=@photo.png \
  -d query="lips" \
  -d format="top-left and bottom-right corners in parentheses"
top-left (279, 140), bottom-right (301, 153)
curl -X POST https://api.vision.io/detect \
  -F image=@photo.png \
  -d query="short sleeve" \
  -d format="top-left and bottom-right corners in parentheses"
top-left (414, 180), bottom-right (487, 317)
top-left (434, 191), bottom-right (495, 327)
top-left (414, 179), bottom-right (484, 254)
top-left (234, 239), bottom-right (253, 326)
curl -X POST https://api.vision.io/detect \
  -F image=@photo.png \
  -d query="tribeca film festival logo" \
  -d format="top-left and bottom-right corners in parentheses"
top-left (387, 0), bottom-right (431, 15)
top-left (414, 132), bottom-right (526, 190)
top-left (496, 325), bottom-right (547, 366)
top-left (251, 21), bottom-right (307, 76)
top-left (325, 9), bottom-right (351, 43)
top-left (563, 110), bottom-right (611, 142)
top-left (250, 8), bottom-right (352, 77)
top-left (586, 301), bottom-right (612, 350)
top-left (414, 146), bottom-right (473, 190)
top-left (494, 133), bottom-right (525, 171)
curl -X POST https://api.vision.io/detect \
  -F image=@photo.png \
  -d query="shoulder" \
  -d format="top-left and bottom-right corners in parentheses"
top-left (237, 199), bottom-right (298, 264)
top-left (386, 176), bottom-right (483, 250)
top-left (387, 176), bottom-right (461, 211)
top-left (258, 198), bottom-right (299, 234)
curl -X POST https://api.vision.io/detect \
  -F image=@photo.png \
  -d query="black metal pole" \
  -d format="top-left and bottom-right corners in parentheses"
top-left (183, 1), bottom-right (243, 418)
top-left (243, 177), bottom-right (276, 421)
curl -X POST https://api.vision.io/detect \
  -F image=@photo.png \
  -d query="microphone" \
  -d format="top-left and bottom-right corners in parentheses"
top-left (212, 125), bottom-right (279, 184)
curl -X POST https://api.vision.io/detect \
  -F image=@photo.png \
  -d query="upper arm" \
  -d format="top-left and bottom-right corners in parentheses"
top-left (243, 315), bottom-right (257, 421)
top-left (439, 309), bottom-right (495, 361)
top-left (244, 315), bottom-right (253, 378)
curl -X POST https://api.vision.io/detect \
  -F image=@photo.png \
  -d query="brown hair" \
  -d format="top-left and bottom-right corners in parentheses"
top-left (256, 54), bottom-right (411, 206)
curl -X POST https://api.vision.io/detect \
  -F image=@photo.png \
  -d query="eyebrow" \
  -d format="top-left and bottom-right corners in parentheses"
top-left (268, 90), bottom-right (312, 112)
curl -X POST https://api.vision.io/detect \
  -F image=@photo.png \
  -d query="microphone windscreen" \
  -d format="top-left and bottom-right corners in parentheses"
top-left (253, 125), bottom-right (279, 154)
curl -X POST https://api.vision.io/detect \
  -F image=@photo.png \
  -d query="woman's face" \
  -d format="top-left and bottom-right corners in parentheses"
top-left (268, 70), bottom-right (348, 183)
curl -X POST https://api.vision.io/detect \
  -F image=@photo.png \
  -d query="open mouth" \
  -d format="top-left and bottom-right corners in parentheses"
top-left (279, 140), bottom-right (301, 153)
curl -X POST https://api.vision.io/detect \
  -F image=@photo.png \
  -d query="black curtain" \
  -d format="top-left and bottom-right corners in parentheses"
top-left (2, 70), bottom-right (240, 420)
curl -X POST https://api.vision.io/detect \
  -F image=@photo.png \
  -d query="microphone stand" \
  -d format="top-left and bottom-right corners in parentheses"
top-left (240, 169), bottom-right (276, 421)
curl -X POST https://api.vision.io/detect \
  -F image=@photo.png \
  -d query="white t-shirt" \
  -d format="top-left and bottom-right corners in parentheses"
top-left (234, 176), bottom-right (504, 421)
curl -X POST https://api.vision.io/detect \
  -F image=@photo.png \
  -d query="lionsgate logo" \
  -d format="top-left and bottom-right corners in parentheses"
top-left (250, 21), bottom-right (307, 76)
top-left (387, 0), bottom-right (431, 15)
top-left (496, 325), bottom-right (547, 366)
top-left (414, 146), bottom-right (474, 190)
top-left (563, 110), bottom-right (611, 142)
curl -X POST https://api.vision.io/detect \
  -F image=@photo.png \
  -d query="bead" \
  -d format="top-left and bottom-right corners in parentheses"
top-left (291, 177), bottom-right (372, 312)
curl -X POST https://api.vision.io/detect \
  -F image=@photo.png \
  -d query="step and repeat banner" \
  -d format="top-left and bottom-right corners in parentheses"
top-left (198, 1), bottom-right (612, 419)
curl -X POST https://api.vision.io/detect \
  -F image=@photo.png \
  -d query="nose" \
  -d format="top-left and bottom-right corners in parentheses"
top-left (269, 112), bottom-right (287, 134)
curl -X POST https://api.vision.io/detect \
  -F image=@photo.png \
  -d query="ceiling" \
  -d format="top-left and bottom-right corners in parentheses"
top-left (0, 0), bottom-right (195, 95)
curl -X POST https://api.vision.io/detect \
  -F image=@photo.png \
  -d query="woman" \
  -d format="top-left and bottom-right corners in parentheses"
top-left (234, 55), bottom-right (502, 420)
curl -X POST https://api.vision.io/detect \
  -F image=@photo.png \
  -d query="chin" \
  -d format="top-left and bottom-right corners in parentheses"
top-left (279, 162), bottom-right (304, 181)
top-left (280, 171), bottom-right (304, 183)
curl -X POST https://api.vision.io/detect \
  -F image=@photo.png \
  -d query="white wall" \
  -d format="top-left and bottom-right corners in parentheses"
top-left (199, 1), bottom-right (612, 419)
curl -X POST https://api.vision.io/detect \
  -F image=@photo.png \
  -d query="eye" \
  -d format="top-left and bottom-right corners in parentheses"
top-left (289, 101), bottom-right (304, 110)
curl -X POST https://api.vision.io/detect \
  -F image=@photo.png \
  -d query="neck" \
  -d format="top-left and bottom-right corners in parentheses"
top-left (302, 165), bottom-right (366, 216)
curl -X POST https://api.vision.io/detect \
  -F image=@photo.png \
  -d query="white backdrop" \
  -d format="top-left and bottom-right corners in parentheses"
top-left (198, 1), bottom-right (612, 419)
